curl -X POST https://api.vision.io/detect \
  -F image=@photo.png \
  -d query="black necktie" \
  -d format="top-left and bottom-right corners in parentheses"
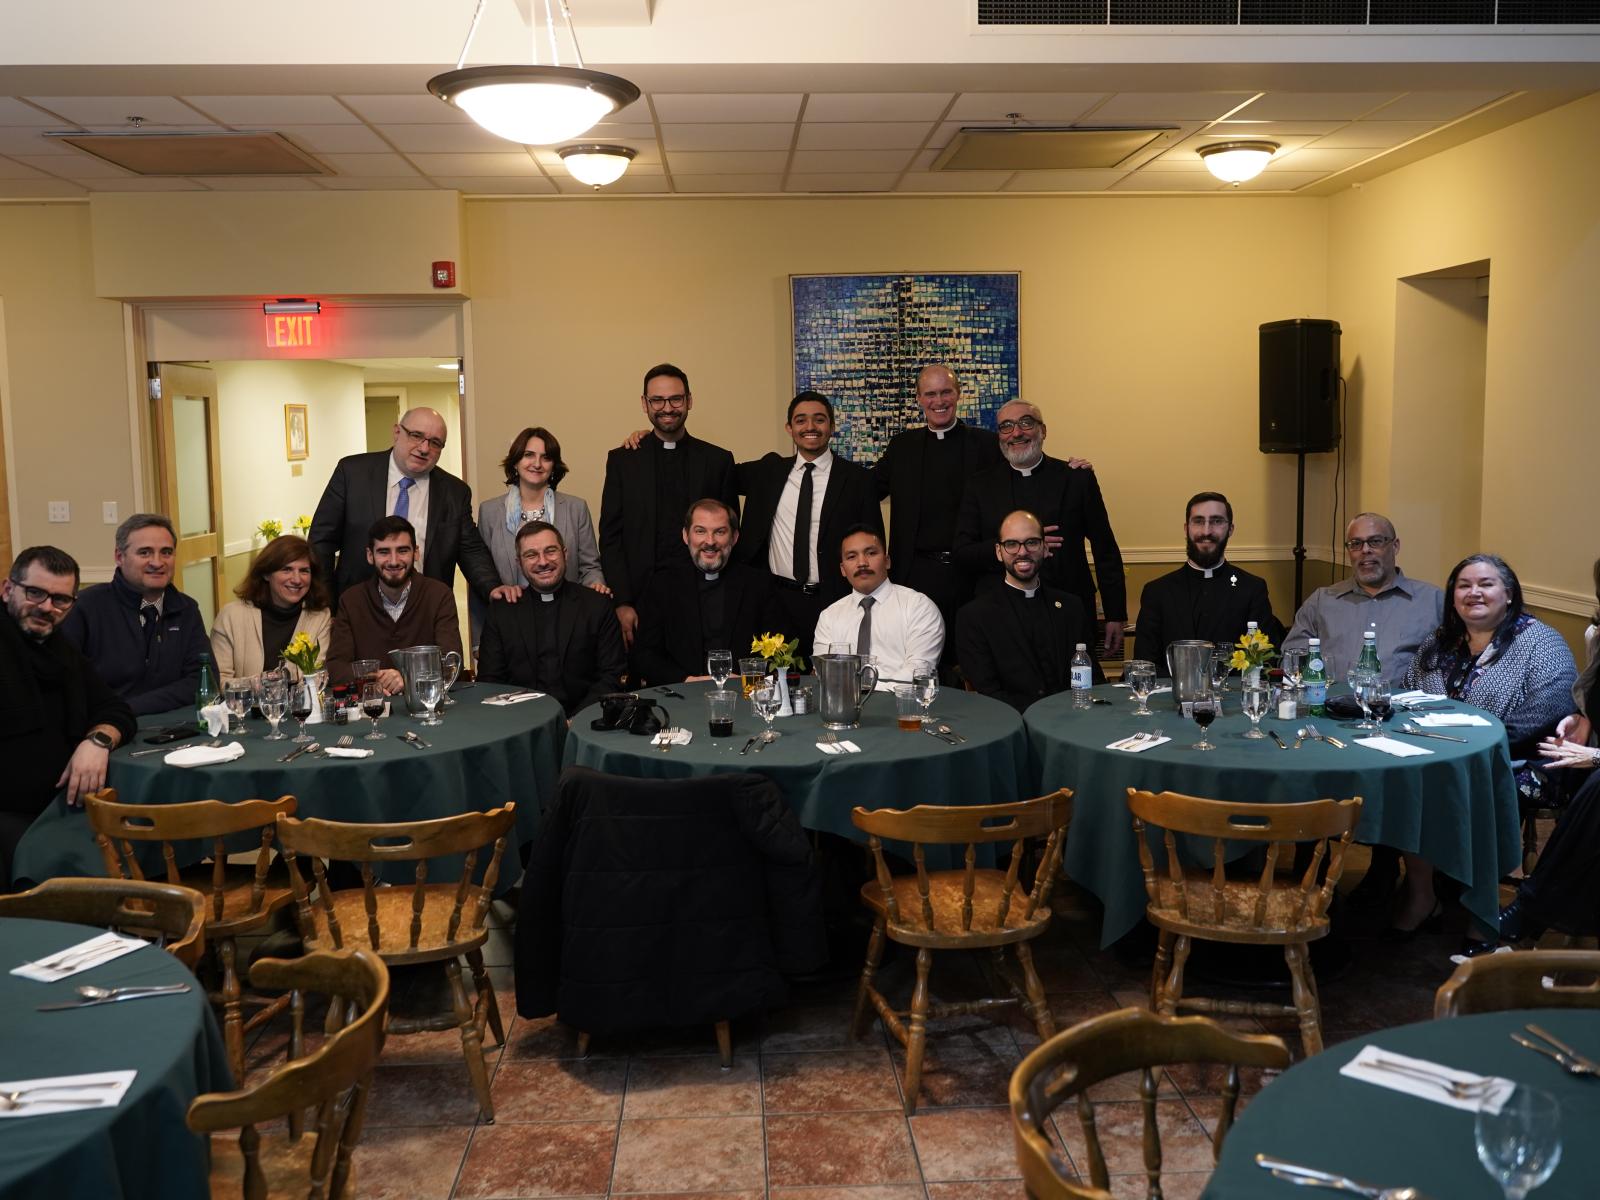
top-left (792, 462), bottom-right (815, 585)
top-left (857, 596), bottom-right (875, 659)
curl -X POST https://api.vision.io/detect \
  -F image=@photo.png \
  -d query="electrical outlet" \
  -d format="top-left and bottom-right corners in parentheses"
top-left (102, 501), bottom-right (119, 525)
top-left (48, 500), bottom-right (70, 523)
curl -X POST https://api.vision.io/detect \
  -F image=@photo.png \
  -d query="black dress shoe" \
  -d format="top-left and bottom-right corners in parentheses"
top-left (1458, 937), bottom-right (1501, 958)
top-left (1497, 897), bottom-right (1544, 943)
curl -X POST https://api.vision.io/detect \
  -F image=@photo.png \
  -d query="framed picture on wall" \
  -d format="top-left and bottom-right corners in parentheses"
top-left (284, 404), bottom-right (309, 461)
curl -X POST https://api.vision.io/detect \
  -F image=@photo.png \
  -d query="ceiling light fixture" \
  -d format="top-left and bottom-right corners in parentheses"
top-left (559, 143), bottom-right (635, 188)
top-left (427, 0), bottom-right (639, 146)
top-left (1198, 140), bottom-right (1280, 186)
top-left (263, 299), bottom-right (321, 315)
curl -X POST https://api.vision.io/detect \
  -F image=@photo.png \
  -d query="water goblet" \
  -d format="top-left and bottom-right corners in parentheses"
top-left (258, 677), bottom-right (289, 742)
top-left (1126, 660), bottom-right (1157, 716)
top-left (1475, 1086), bottom-right (1562, 1199)
top-left (415, 672), bottom-right (444, 728)
top-left (223, 680), bottom-right (251, 735)
top-left (1241, 683), bottom-right (1270, 739)
top-left (1190, 693), bottom-right (1219, 752)
top-left (753, 681), bottom-right (783, 745)
top-left (707, 649), bottom-right (734, 689)
top-left (1348, 668), bottom-right (1379, 731)
top-left (910, 659), bottom-right (939, 727)
top-left (360, 681), bottom-right (387, 741)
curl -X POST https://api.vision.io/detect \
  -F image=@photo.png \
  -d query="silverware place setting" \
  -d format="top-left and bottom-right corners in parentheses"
top-left (1394, 722), bottom-right (1468, 743)
top-left (1267, 728), bottom-right (1289, 749)
top-left (1298, 723), bottom-right (1346, 750)
top-left (933, 722), bottom-right (965, 743)
top-left (401, 730), bottom-right (431, 750)
top-left (1510, 1023), bottom-right (1600, 1076)
top-left (277, 741), bottom-right (320, 763)
top-left (1109, 729), bottom-right (1164, 751)
top-left (38, 983), bottom-right (192, 1011)
top-left (1363, 1055), bottom-right (1501, 1101)
top-left (1256, 1155), bottom-right (1427, 1199)
top-left (0, 1081), bottom-right (125, 1111)
top-left (922, 725), bottom-right (958, 746)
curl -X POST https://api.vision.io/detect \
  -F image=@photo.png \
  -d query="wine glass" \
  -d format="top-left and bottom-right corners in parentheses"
top-left (1348, 668), bottom-right (1379, 731)
top-left (753, 680), bottom-right (783, 745)
top-left (1367, 676), bottom-right (1394, 726)
top-left (258, 676), bottom-right (289, 741)
top-left (1126, 660), bottom-right (1157, 717)
top-left (415, 672), bottom-right (444, 727)
top-left (360, 681), bottom-right (387, 741)
top-left (1475, 1086), bottom-right (1562, 1199)
top-left (288, 679), bottom-right (315, 743)
top-left (1241, 683), bottom-right (1270, 739)
top-left (1190, 690), bottom-right (1219, 752)
top-left (707, 649), bottom-right (734, 689)
top-left (222, 680), bottom-right (251, 735)
top-left (911, 659), bottom-right (939, 727)
top-left (1210, 648), bottom-right (1233, 694)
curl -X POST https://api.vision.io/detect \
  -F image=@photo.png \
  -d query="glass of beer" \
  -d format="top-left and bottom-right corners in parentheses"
top-left (894, 684), bottom-right (923, 732)
top-left (739, 656), bottom-right (766, 699)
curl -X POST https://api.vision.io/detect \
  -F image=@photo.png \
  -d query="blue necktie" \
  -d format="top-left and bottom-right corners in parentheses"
top-left (395, 477), bottom-right (414, 520)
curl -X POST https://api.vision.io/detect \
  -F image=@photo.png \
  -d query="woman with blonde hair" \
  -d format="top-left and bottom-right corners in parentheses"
top-left (210, 534), bottom-right (333, 683)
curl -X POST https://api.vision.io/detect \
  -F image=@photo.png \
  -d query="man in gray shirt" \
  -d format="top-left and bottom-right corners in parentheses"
top-left (1283, 512), bottom-right (1444, 684)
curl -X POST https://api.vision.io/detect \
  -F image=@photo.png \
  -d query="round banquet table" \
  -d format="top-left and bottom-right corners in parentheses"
top-left (1026, 684), bottom-right (1521, 947)
top-left (0, 918), bottom-right (233, 1200)
top-left (563, 680), bottom-right (1028, 857)
top-left (1203, 1009), bottom-right (1600, 1198)
top-left (12, 683), bottom-right (566, 886)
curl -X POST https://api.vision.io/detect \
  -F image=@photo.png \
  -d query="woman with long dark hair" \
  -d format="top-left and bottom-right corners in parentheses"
top-left (476, 426), bottom-right (606, 593)
top-left (210, 534), bottom-right (333, 684)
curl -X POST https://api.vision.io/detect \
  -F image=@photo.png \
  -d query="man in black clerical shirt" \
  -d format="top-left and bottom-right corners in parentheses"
top-left (956, 510), bottom-right (1101, 713)
top-left (478, 522), bottom-right (626, 716)
top-left (633, 499), bottom-right (776, 686)
top-left (599, 364), bottom-right (738, 650)
top-left (1132, 491), bottom-right (1284, 676)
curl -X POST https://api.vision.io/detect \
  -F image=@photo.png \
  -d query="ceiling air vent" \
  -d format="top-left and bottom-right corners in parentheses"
top-left (931, 127), bottom-right (1171, 171)
top-left (44, 131), bottom-right (330, 176)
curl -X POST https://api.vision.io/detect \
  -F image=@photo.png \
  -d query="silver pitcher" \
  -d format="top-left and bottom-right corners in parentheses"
top-left (816, 652), bottom-right (878, 730)
top-left (1166, 639), bottom-right (1214, 712)
top-left (389, 645), bottom-right (462, 716)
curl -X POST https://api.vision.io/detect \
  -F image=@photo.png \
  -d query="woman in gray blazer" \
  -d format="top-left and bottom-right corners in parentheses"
top-left (477, 426), bottom-right (607, 592)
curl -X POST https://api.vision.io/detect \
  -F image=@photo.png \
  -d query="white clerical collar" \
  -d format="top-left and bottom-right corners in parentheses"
top-left (702, 571), bottom-right (720, 582)
top-left (928, 422), bottom-right (957, 440)
top-left (538, 588), bottom-right (558, 603)
top-left (1003, 577), bottom-right (1038, 598)
top-left (1010, 452), bottom-right (1044, 476)
top-left (1186, 560), bottom-right (1237, 584)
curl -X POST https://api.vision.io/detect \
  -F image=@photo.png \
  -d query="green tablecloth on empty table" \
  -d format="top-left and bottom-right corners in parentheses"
top-left (13, 683), bottom-right (566, 885)
top-left (564, 681), bottom-right (1029, 851)
top-left (0, 918), bottom-right (233, 1200)
top-left (1205, 1009), bottom-right (1600, 1198)
top-left (1026, 685), bottom-right (1521, 946)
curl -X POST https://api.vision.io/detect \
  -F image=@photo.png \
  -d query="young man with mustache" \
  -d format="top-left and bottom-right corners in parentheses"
top-left (811, 525), bottom-right (943, 682)
top-left (1132, 492), bottom-right (1283, 676)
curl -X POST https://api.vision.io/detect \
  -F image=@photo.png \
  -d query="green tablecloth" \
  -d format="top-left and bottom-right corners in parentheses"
top-left (12, 683), bottom-right (566, 885)
top-left (564, 681), bottom-right (1028, 853)
top-left (0, 918), bottom-right (233, 1200)
top-left (1205, 1009), bottom-right (1600, 1198)
top-left (1026, 685), bottom-right (1521, 947)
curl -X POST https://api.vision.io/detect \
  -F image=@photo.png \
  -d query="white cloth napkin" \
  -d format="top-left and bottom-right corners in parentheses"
top-left (483, 691), bottom-right (545, 706)
top-left (0, 1070), bottom-right (137, 1119)
top-left (13, 932), bottom-right (147, 982)
top-left (1340, 1045), bottom-right (1512, 1113)
top-left (164, 740), bottom-right (245, 767)
top-left (1355, 735), bottom-right (1434, 757)
top-left (652, 727), bottom-right (692, 746)
top-left (1107, 736), bottom-right (1171, 753)
top-left (1413, 713), bottom-right (1491, 728)
top-left (322, 746), bottom-right (375, 759)
top-left (817, 740), bottom-right (862, 755)
top-left (198, 700), bottom-right (230, 737)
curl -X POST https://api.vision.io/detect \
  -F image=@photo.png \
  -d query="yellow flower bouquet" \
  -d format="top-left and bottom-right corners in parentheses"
top-left (1229, 627), bottom-right (1276, 673)
top-left (291, 513), bottom-right (312, 536)
top-left (752, 632), bottom-right (806, 674)
top-left (256, 518), bottom-right (283, 541)
top-left (280, 630), bottom-right (324, 674)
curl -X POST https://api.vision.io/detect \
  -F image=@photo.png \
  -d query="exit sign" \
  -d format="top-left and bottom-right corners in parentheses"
top-left (266, 313), bottom-right (316, 348)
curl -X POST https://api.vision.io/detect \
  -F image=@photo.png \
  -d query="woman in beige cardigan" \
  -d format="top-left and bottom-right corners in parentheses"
top-left (211, 535), bottom-right (333, 684)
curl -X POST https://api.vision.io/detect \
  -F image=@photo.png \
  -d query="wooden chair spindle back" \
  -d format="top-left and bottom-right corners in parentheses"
top-left (1435, 950), bottom-right (1600, 1017)
top-left (0, 877), bottom-right (207, 969)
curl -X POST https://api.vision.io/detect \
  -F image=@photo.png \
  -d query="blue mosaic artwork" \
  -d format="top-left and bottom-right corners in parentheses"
top-left (791, 272), bottom-right (1020, 463)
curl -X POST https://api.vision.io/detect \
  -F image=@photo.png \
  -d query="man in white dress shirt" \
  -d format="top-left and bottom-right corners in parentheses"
top-left (812, 525), bottom-right (944, 681)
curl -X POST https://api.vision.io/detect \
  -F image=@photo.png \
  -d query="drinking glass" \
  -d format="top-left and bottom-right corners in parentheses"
top-left (1475, 1086), bottom-right (1562, 1199)
top-left (288, 679), bottom-right (315, 742)
top-left (707, 649), bottom-right (734, 689)
top-left (415, 672), bottom-right (444, 727)
top-left (706, 689), bottom-right (737, 738)
top-left (1367, 677), bottom-right (1394, 725)
top-left (1348, 668), bottom-right (1379, 731)
top-left (1126, 660), bottom-right (1157, 716)
top-left (1279, 648), bottom-right (1305, 688)
top-left (910, 659), bottom-right (939, 726)
top-left (1241, 683), bottom-right (1270, 739)
top-left (223, 680), bottom-right (251, 735)
top-left (1190, 691), bottom-right (1219, 751)
top-left (752, 681), bottom-right (783, 744)
top-left (740, 656), bottom-right (767, 700)
top-left (258, 677), bottom-right (289, 741)
top-left (1210, 648), bottom-right (1233, 693)
top-left (894, 685), bottom-right (922, 732)
top-left (360, 681), bottom-right (387, 741)
top-left (352, 659), bottom-right (381, 686)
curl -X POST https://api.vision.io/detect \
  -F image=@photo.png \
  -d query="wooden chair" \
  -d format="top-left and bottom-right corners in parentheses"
top-left (1435, 950), bottom-right (1600, 1017)
top-left (84, 789), bottom-right (299, 1079)
top-left (275, 805), bottom-right (514, 1121)
top-left (851, 790), bottom-right (1073, 1114)
top-left (1010, 1007), bottom-right (1291, 1200)
top-left (1128, 789), bottom-right (1362, 1057)
top-left (188, 948), bottom-right (389, 1200)
top-left (0, 876), bottom-right (206, 968)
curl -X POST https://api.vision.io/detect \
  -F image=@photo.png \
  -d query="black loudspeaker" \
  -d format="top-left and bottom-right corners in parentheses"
top-left (1259, 318), bottom-right (1341, 453)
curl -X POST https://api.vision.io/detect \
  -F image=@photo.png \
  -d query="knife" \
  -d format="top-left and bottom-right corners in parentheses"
top-left (39, 985), bottom-right (192, 1011)
top-left (277, 741), bottom-right (321, 763)
top-left (739, 736), bottom-right (758, 755)
top-left (1255, 1155), bottom-right (1384, 1197)
top-left (402, 731), bottom-right (431, 750)
top-left (1267, 728), bottom-right (1288, 750)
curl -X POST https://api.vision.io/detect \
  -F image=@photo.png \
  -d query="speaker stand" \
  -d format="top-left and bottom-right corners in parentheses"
top-left (1293, 451), bottom-right (1308, 610)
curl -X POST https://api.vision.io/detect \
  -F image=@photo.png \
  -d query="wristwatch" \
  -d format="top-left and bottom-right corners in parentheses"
top-left (85, 730), bottom-right (114, 750)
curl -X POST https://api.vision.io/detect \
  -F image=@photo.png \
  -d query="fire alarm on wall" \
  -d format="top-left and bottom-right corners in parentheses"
top-left (432, 261), bottom-right (456, 288)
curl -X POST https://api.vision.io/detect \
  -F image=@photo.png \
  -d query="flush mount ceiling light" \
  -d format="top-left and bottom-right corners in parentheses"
top-left (1198, 140), bottom-right (1280, 186)
top-left (427, 0), bottom-right (639, 146)
top-left (559, 143), bottom-right (635, 188)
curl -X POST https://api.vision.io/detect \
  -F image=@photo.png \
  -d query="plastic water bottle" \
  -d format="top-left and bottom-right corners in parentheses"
top-left (194, 651), bottom-right (218, 732)
top-left (1071, 643), bottom-right (1093, 709)
top-left (1303, 637), bottom-right (1328, 716)
top-left (1356, 628), bottom-right (1381, 677)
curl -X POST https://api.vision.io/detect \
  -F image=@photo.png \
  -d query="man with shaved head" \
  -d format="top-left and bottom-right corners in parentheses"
top-left (311, 406), bottom-right (508, 606)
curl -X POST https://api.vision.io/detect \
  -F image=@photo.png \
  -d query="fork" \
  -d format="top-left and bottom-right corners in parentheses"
top-left (0, 1082), bottom-right (121, 1111)
top-left (1366, 1056), bottom-right (1500, 1100)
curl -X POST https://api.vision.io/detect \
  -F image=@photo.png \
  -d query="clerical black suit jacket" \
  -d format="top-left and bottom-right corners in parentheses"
top-left (1133, 563), bottom-right (1284, 676)
top-left (632, 561), bottom-right (778, 685)
top-left (734, 452), bottom-right (882, 604)
top-left (599, 433), bottom-right (738, 608)
top-left (955, 583), bottom-right (1104, 714)
top-left (953, 455), bottom-right (1127, 624)
top-left (871, 421), bottom-right (1002, 580)
top-left (310, 449), bottom-right (498, 605)
top-left (476, 584), bottom-right (626, 716)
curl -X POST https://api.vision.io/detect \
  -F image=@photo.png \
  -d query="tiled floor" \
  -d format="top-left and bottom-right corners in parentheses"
top-left (236, 858), bottom-right (1539, 1200)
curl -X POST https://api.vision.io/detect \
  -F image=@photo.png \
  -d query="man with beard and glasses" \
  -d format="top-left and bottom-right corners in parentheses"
top-left (954, 400), bottom-right (1127, 657)
top-left (1133, 492), bottom-right (1283, 676)
top-left (1, 546), bottom-right (135, 887)
top-left (632, 499), bottom-right (777, 686)
top-left (478, 521), bottom-right (626, 716)
top-left (327, 516), bottom-right (462, 694)
top-left (956, 510), bottom-right (1102, 713)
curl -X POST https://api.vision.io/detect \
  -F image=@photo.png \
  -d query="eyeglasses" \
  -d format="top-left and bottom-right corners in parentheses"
top-left (646, 394), bottom-right (688, 410)
top-left (1188, 516), bottom-right (1231, 529)
top-left (400, 424), bottom-right (446, 452)
top-left (16, 583), bottom-right (77, 611)
top-left (996, 417), bottom-right (1040, 435)
top-left (1344, 535), bottom-right (1396, 552)
top-left (999, 537), bottom-right (1045, 554)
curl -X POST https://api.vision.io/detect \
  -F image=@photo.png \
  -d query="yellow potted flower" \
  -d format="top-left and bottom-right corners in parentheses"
top-left (752, 632), bottom-right (806, 716)
top-left (280, 632), bottom-right (328, 723)
top-left (1229, 626), bottom-right (1276, 689)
